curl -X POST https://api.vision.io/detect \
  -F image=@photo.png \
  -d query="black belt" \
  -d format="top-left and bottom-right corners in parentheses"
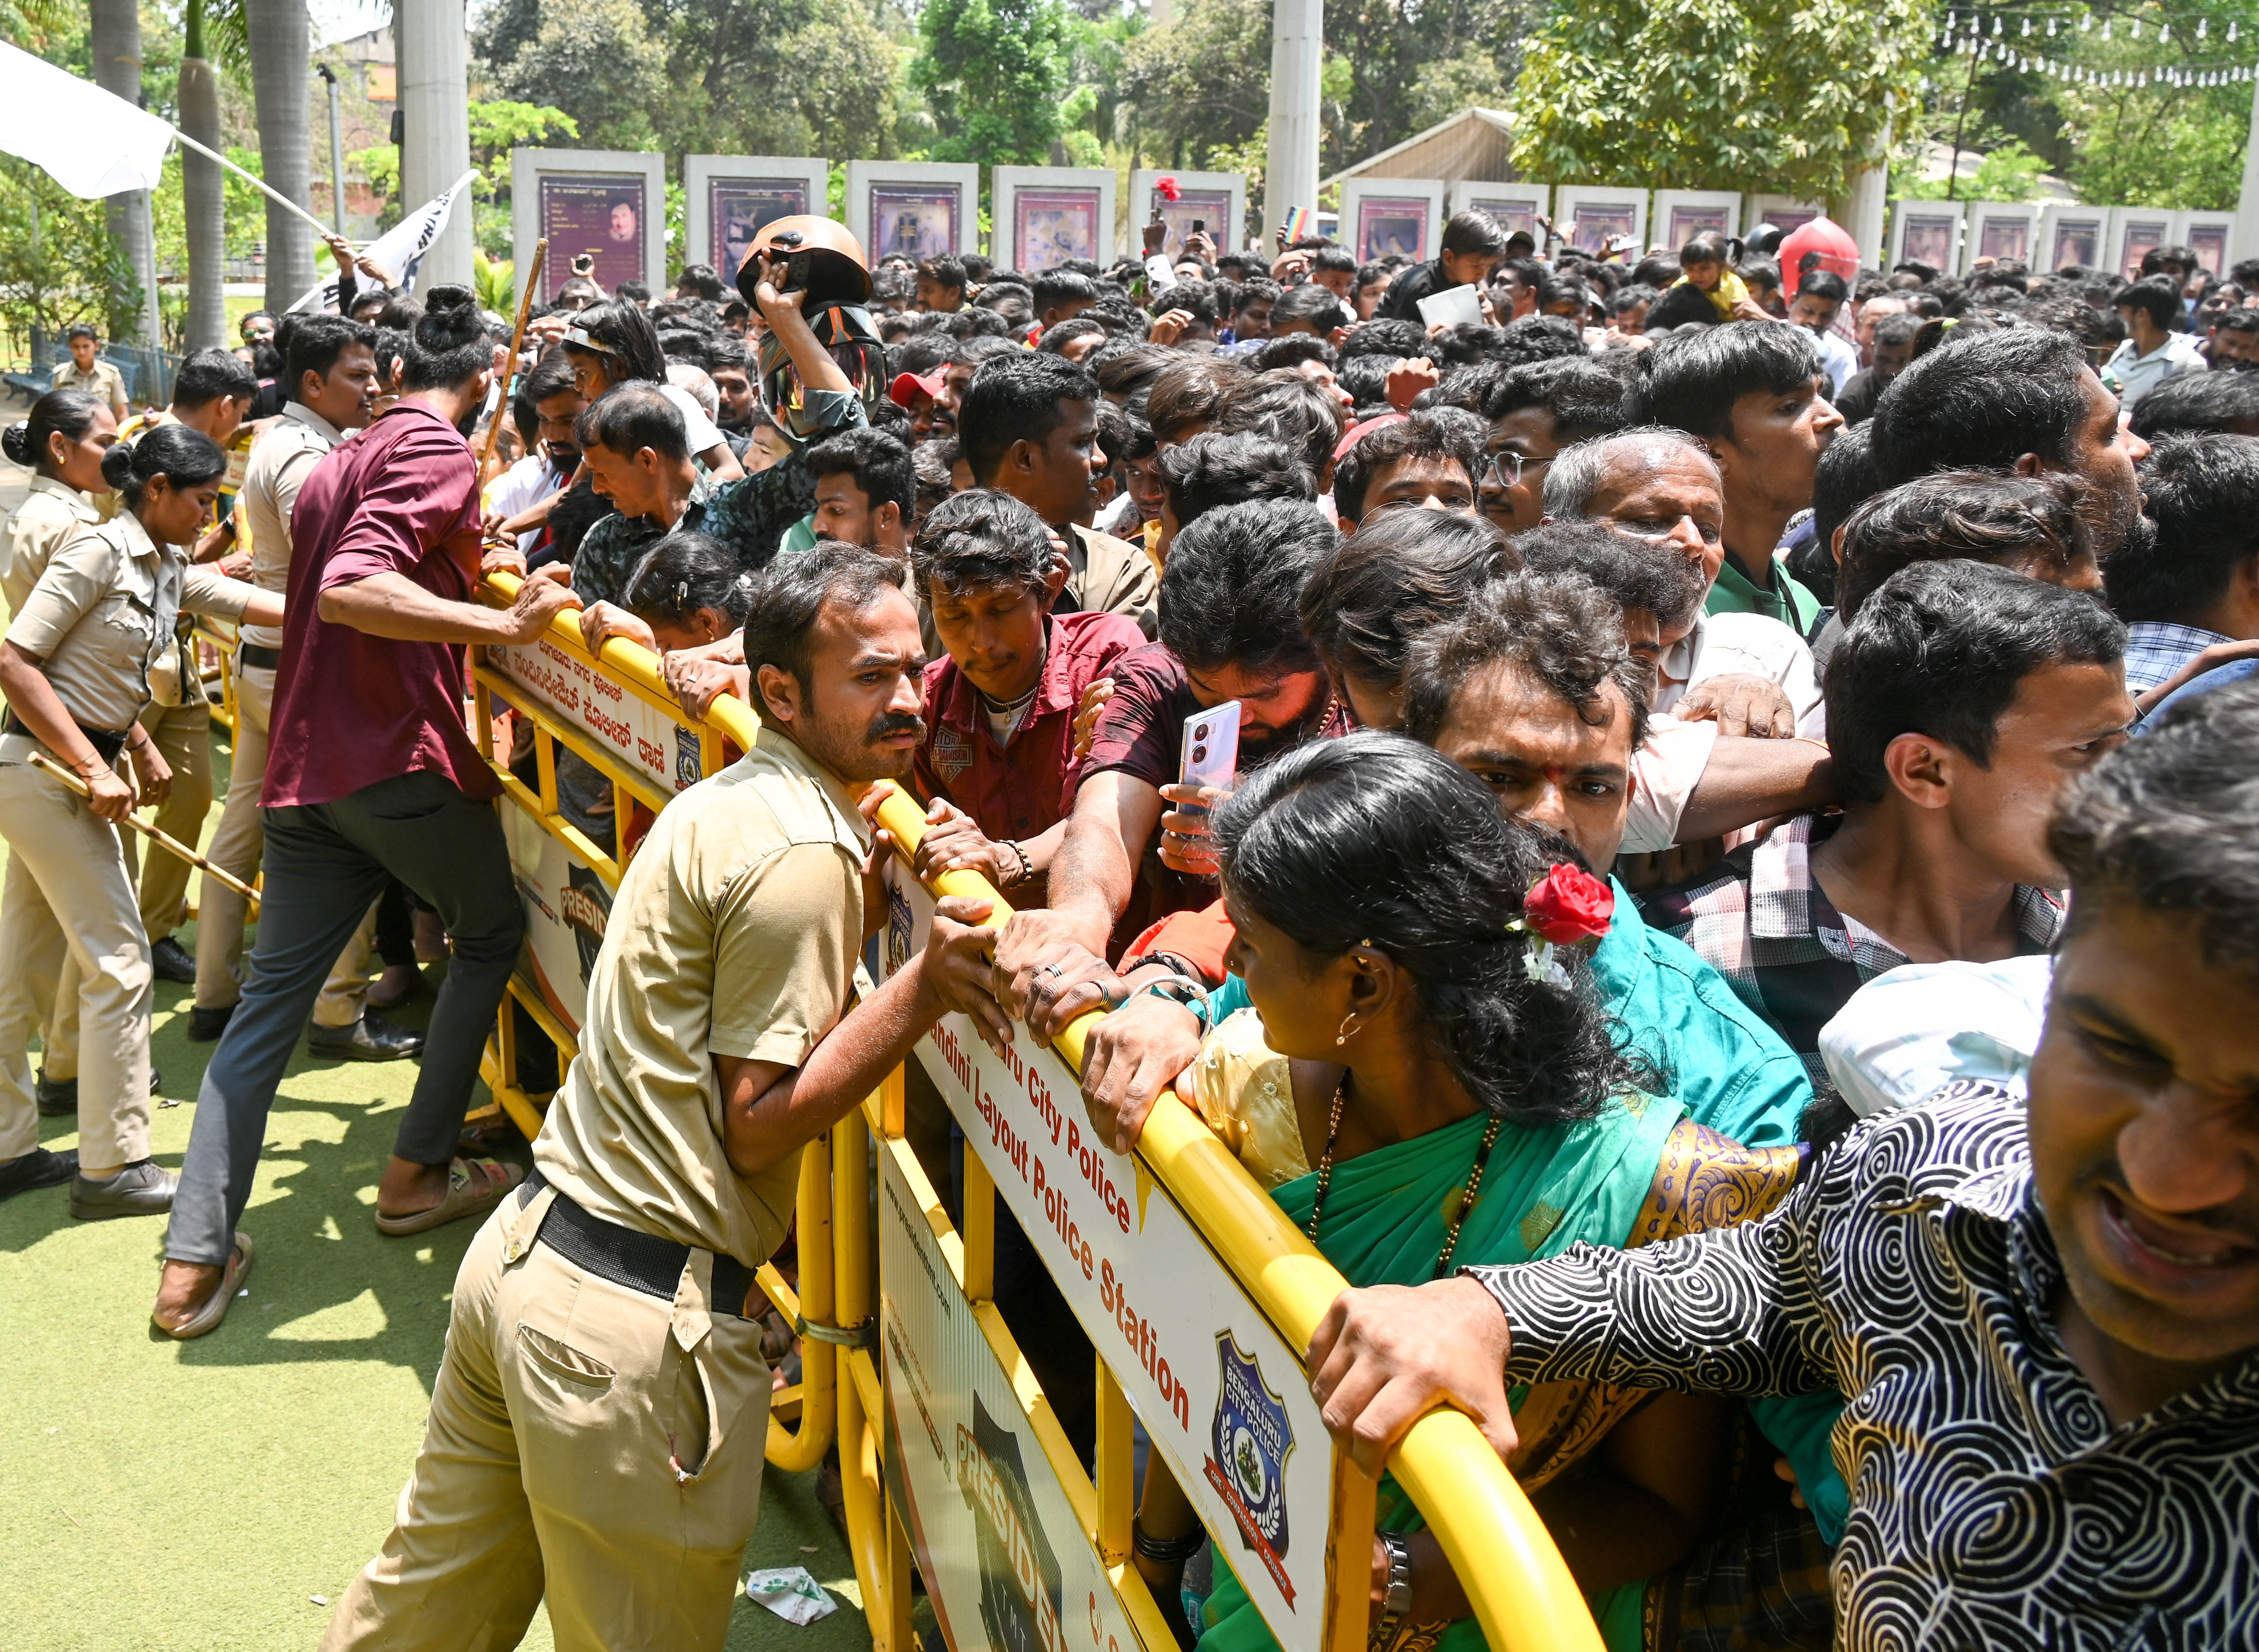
top-left (3, 711), bottom-right (128, 764)
top-left (236, 643), bottom-right (282, 670)
top-left (519, 1170), bottom-right (764, 1318)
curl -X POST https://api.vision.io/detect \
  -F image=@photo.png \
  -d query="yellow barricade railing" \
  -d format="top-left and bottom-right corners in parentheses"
top-left (468, 573), bottom-right (1601, 1652)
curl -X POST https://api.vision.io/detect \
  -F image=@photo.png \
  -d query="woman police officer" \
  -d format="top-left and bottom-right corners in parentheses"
top-left (0, 424), bottom-right (284, 1215)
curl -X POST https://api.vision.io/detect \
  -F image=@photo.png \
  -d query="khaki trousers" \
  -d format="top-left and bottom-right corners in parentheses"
top-left (0, 761), bottom-right (152, 1171)
top-left (134, 696), bottom-right (213, 941)
top-left (323, 1188), bottom-right (774, 1652)
top-left (192, 662), bottom-right (371, 1026)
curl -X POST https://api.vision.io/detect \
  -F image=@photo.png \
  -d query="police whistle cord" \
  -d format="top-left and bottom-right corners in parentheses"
top-left (29, 751), bottom-right (261, 908)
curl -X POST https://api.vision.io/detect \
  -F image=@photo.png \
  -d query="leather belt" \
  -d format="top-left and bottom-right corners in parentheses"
top-left (519, 1170), bottom-right (764, 1319)
top-left (2, 711), bottom-right (127, 764)
top-left (236, 643), bottom-right (283, 670)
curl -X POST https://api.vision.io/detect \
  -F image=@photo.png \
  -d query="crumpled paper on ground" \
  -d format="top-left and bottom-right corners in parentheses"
top-left (743, 1566), bottom-right (839, 1624)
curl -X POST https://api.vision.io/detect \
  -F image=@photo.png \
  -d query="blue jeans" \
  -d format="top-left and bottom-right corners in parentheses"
top-left (163, 772), bottom-right (525, 1267)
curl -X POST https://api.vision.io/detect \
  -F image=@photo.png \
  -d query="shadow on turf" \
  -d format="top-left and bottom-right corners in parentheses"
top-left (2, 966), bottom-right (517, 1395)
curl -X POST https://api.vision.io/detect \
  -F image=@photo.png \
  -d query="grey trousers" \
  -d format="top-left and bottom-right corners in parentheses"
top-left (164, 771), bottom-right (525, 1266)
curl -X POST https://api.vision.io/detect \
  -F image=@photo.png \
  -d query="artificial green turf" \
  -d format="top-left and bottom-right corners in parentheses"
top-left (0, 728), bottom-right (877, 1652)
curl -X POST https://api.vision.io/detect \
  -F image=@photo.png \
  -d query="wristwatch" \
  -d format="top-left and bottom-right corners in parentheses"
top-left (1371, 1532), bottom-right (1414, 1646)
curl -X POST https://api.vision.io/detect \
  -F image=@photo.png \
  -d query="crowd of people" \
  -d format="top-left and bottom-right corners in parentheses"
top-left (3, 201), bottom-right (2256, 1652)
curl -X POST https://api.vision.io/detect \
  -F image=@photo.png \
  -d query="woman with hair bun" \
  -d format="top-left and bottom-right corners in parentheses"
top-left (0, 423), bottom-right (283, 1220)
top-left (2, 389), bottom-right (118, 614)
top-left (1127, 733), bottom-right (1828, 1652)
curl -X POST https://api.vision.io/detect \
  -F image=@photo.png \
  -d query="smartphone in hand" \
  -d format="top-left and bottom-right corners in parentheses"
top-left (1179, 701), bottom-right (1241, 793)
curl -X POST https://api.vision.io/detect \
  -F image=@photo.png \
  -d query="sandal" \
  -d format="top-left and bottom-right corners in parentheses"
top-left (374, 1158), bottom-right (525, 1237)
top-left (154, 1232), bottom-right (255, 1341)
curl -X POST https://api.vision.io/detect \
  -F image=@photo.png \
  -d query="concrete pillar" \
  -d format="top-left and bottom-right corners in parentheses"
top-left (396, 0), bottom-right (474, 289)
top-left (2235, 72), bottom-right (2259, 267)
top-left (1846, 159), bottom-right (1889, 270)
top-left (1263, 0), bottom-right (1323, 252)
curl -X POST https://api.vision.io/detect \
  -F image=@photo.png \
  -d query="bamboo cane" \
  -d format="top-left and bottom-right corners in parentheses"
top-left (482, 238), bottom-right (549, 471)
top-left (28, 752), bottom-right (259, 907)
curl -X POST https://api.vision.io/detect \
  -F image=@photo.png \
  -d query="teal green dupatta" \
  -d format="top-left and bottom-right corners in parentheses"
top-left (1196, 1094), bottom-right (1684, 1652)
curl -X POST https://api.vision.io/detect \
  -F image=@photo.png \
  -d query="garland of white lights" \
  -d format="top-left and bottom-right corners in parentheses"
top-left (1938, 10), bottom-right (2259, 85)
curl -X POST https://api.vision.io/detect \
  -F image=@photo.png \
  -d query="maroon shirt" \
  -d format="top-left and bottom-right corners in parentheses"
top-left (915, 610), bottom-right (1144, 841)
top-left (263, 401), bottom-right (496, 809)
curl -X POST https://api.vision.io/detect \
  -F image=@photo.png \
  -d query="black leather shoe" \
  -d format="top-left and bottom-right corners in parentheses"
top-left (69, 1157), bottom-right (177, 1219)
top-left (149, 936), bottom-right (196, 983)
top-left (34, 1068), bottom-right (162, 1113)
top-left (0, 1146), bottom-right (78, 1202)
top-left (305, 1010), bottom-right (426, 1062)
top-left (188, 1003), bottom-right (235, 1042)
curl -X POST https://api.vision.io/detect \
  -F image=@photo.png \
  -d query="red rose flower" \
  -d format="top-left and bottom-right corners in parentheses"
top-left (1156, 175), bottom-right (1182, 202)
top-left (1522, 863), bottom-right (1614, 946)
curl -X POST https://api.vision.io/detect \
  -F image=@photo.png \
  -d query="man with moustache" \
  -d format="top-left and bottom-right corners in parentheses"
top-left (321, 543), bottom-right (1000, 1652)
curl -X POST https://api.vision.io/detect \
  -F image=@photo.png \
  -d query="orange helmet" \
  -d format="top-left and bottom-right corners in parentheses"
top-left (736, 215), bottom-right (872, 308)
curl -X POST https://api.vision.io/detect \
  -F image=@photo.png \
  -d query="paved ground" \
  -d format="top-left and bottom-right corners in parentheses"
top-left (1, 397), bottom-right (877, 1648)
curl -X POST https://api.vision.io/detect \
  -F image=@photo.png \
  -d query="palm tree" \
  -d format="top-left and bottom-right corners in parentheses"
top-left (246, 0), bottom-right (315, 313)
top-left (88, 0), bottom-right (160, 344)
top-left (177, 0), bottom-right (227, 349)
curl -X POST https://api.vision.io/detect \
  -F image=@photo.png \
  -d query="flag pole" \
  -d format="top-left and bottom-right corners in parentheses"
top-left (171, 128), bottom-right (342, 245)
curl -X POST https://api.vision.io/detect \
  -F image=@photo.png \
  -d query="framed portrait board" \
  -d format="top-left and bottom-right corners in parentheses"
top-left (1553, 186), bottom-right (1647, 258)
top-left (2110, 206), bottom-right (2176, 282)
top-left (846, 161), bottom-right (980, 265)
top-left (1449, 182), bottom-right (1548, 244)
top-left (1338, 177), bottom-right (1446, 263)
top-left (2038, 204), bottom-right (2109, 275)
top-left (683, 155), bottom-right (830, 288)
top-left (1131, 169), bottom-right (1248, 259)
top-left (1888, 201), bottom-right (1964, 274)
top-left (1962, 202), bottom-right (2041, 274)
top-left (512, 147), bottom-right (666, 302)
top-left (991, 166), bottom-right (1118, 270)
top-left (2179, 211), bottom-right (2235, 278)
top-left (1748, 195), bottom-right (1825, 239)
top-left (1653, 190), bottom-right (1742, 251)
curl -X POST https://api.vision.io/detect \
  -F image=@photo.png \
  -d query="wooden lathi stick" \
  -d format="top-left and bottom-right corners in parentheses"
top-left (29, 751), bottom-right (259, 907)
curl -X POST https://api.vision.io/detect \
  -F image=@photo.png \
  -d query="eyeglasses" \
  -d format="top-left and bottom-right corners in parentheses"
top-left (1485, 451), bottom-right (1553, 489)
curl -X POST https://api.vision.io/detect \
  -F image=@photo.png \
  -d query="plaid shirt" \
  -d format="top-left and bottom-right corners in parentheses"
top-left (2122, 619), bottom-right (2232, 693)
top-left (1640, 813), bottom-right (2065, 1082)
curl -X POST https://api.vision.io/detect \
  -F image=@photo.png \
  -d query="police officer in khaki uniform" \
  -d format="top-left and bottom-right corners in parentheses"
top-left (3, 389), bottom-right (124, 1124)
top-left (49, 324), bottom-right (130, 422)
top-left (322, 540), bottom-right (996, 1651)
top-left (111, 348), bottom-right (263, 984)
top-left (0, 424), bottom-right (283, 1214)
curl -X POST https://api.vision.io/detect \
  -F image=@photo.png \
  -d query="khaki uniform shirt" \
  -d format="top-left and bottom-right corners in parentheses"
top-left (3, 513), bottom-right (254, 734)
top-left (2, 478), bottom-right (101, 617)
top-left (1070, 523), bottom-right (1160, 638)
top-left (534, 732), bottom-right (871, 1266)
top-left (238, 402), bottom-right (346, 650)
top-left (50, 356), bottom-right (129, 419)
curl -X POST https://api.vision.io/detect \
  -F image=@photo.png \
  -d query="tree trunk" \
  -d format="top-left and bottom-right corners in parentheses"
top-left (89, 0), bottom-right (161, 346)
top-left (179, 47), bottom-right (228, 351)
top-left (246, 0), bottom-right (316, 313)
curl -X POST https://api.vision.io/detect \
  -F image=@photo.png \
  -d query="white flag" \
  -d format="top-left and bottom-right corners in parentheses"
top-left (286, 170), bottom-right (479, 313)
top-left (0, 41), bottom-right (172, 198)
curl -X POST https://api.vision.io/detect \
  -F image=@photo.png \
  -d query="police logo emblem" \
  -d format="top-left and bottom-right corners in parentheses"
top-left (1202, 1331), bottom-right (1297, 1603)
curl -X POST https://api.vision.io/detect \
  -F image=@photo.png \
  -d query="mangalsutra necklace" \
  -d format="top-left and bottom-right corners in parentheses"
top-left (1306, 1076), bottom-right (1504, 1279)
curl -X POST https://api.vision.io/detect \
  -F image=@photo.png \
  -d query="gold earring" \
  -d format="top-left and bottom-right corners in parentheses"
top-left (1335, 1013), bottom-right (1356, 1047)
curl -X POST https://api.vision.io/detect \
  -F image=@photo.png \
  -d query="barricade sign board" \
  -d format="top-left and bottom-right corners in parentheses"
top-left (881, 1144), bottom-right (1150, 1652)
top-left (502, 804), bottom-right (607, 1036)
top-left (487, 634), bottom-right (707, 799)
top-left (881, 870), bottom-right (1334, 1652)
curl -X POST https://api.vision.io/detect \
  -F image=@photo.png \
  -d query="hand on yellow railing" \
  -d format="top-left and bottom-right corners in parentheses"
top-left (1080, 992), bottom-right (1204, 1154)
top-left (926, 895), bottom-right (1018, 1055)
top-left (994, 921), bottom-right (1116, 1039)
top-left (662, 652), bottom-right (749, 720)
top-left (911, 797), bottom-right (1017, 887)
top-left (579, 600), bottom-right (658, 658)
top-left (504, 564), bottom-right (582, 644)
top-left (1307, 1275), bottom-right (1521, 1478)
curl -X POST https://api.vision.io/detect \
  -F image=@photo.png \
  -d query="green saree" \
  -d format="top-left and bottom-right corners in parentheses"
top-left (1195, 1096), bottom-right (1686, 1652)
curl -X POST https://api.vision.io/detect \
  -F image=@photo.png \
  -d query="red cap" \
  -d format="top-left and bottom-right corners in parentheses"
top-left (1333, 411), bottom-right (1406, 464)
top-left (889, 369), bottom-right (947, 408)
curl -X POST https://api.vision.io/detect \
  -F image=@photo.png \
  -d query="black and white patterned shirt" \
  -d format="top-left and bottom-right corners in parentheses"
top-left (1466, 1081), bottom-right (2259, 1650)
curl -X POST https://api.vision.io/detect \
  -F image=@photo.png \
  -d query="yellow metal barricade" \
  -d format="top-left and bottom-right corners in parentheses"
top-left (469, 575), bottom-right (1601, 1652)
